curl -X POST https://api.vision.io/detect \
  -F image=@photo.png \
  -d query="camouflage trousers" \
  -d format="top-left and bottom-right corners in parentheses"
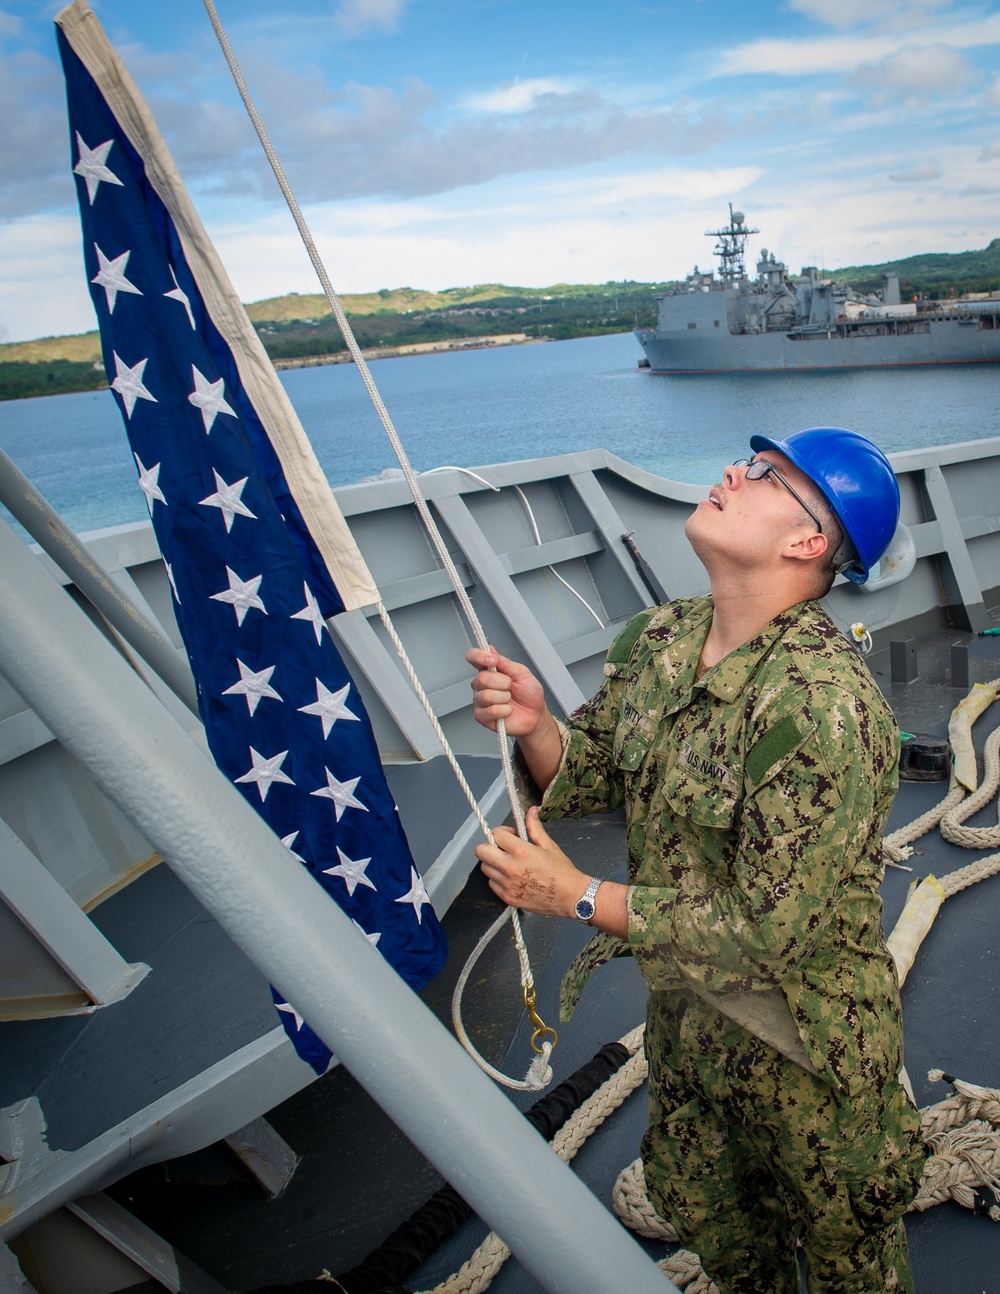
top-left (641, 992), bottom-right (926, 1294)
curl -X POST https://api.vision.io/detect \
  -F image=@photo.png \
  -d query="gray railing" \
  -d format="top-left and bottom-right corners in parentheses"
top-left (0, 513), bottom-right (677, 1292)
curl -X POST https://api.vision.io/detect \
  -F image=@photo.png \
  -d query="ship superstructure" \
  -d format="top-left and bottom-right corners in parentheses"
top-left (636, 207), bottom-right (1000, 373)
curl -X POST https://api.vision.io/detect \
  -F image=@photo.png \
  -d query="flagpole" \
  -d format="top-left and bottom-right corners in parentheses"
top-left (0, 517), bottom-right (678, 1294)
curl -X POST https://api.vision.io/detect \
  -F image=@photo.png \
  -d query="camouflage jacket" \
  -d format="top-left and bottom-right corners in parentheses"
top-left (539, 595), bottom-right (903, 1095)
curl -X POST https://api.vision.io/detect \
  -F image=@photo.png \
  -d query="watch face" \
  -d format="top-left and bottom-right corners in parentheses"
top-left (575, 897), bottom-right (596, 921)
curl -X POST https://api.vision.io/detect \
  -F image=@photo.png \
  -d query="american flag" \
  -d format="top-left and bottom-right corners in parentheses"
top-left (56, 1), bottom-right (447, 1074)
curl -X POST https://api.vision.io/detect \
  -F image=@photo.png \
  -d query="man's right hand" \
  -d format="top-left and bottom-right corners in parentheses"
top-left (466, 646), bottom-right (565, 796)
top-left (466, 646), bottom-right (546, 737)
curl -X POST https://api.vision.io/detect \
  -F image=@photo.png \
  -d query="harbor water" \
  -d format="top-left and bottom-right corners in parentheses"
top-left (2, 331), bottom-right (999, 539)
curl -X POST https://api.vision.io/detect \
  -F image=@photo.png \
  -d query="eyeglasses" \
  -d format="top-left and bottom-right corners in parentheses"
top-left (731, 458), bottom-right (824, 534)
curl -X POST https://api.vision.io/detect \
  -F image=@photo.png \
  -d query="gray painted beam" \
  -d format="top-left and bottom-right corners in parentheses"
top-left (569, 469), bottom-right (660, 605)
top-left (223, 1118), bottom-right (299, 1200)
top-left (554, 622), bottom-right (619, 668)
top-left (431, 495), bottom-right (586, 717)
top-left (0, 710), bottom-right (53, 770)
top-left (330, 609), bottom-right (445, 762)
top-left (0, 817), bottom-right (149, 1009)
top-left (67, 1193), bottom-right (228, 1294)
top-left (0, 1245), bottom-right (32, 1292)
top-left (502, 530), bottom-right (603, 575)
top-left (0, 446), bottom-right (199, 718)
top-left (423, 677), bottom-right (477, 718)
top-left (0, 515), bottom-right (675, 1294)
top-left (377, 561), bottom-right (473, 612)
top-left (923, 465), bottom-right (989, 632)
top-left (0, 1031), bottom-right (314, 1239)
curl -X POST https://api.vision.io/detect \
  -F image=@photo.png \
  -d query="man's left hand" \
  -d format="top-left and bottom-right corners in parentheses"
top-left (475, 806), bottom-right (586, 917)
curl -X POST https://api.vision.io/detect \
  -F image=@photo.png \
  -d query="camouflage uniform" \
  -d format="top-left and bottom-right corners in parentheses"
top-left (534, 596), bottom-right (926, 1294)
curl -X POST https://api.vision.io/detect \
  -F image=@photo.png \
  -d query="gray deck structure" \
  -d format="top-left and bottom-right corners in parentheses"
top-left (2, 440), bottom-right (1000, 1290)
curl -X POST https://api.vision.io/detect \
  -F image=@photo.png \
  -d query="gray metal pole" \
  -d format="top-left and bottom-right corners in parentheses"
top-left (0, 446), bottom-right (200, 715)
top-left (0, 518), bottom-right (677, 1294)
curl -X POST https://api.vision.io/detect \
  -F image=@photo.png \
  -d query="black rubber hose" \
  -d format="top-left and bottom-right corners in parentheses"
top-left (324, 1040), bottom-right (633, 1294)
top-left (244, 1038), bottom-right (635, 1294)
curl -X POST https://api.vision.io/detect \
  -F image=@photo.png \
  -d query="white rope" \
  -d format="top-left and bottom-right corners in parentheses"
top-left (203, 0), bottom-right (548, 1087)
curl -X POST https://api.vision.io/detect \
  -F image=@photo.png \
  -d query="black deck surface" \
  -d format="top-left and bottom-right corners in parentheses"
top-left (105, 622), bottom-right (1000, 1294)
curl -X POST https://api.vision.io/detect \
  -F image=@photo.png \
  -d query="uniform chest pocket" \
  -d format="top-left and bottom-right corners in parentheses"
top-left (662, 747), bottom-right (740, 830)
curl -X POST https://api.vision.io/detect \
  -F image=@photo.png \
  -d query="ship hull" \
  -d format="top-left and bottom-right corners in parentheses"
top-left (636, 320), bottom-right (1000, 373)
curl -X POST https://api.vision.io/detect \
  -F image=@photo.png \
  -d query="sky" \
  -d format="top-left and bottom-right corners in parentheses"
top-left (3, 0), bottom-right (1000, 343)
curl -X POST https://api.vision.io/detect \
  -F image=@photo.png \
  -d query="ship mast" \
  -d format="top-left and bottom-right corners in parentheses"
top-left (705, 204), bottom-right (759, 284)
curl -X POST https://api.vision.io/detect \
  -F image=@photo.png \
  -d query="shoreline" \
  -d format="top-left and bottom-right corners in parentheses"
top-left (270, 332), bottom-right (546, 371)
top-left (0, 333), bottom-right (551, 401)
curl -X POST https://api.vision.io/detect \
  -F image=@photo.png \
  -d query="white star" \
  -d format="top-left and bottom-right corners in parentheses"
top-left (275, 1000), bottom-right (305, 1032)
top-left (352, 919), bottom-right (381, 949)
top-left (298, 680), bottom-right (359, 739)
top-left (112, 353), bottom-right (157, 419)
top-left (73, 133), bottom-right (123, 204)
top-left (188, 366), bottom-right (236, 434)
top-left (222, 659), bottom-right (281, 715)
top-left (91, 245), bottom-right (142, 314)
top-left (322, 847), bottom-right (376, 897)
top-left (281, 831), bottom-right (305, 864)
top-left (164, 263), bottom-right (195, 329)
top-left (210, 566), bottom-right (266, 626)
top-left (234, 747), bottom-right (295, 802)
top-left (310, 768), bottom-right (366, 821)
top-left (395, 866), bottom-right (433, 924)
top-left (134, 453), bottom-right (166, 512)
top-left (165, 562), bottom-right (180, 603)
top-left (199, 469), bottom-right (257, 533)
top-left (290, 582), bottom-right (326, 644)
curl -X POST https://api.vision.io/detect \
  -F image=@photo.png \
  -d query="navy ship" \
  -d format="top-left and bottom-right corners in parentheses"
top-left (636, 206), bottom-right (1000, 373)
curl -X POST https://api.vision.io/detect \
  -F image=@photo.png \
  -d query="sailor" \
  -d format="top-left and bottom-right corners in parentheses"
top-left (467, 427), bottom-right (926, 1294)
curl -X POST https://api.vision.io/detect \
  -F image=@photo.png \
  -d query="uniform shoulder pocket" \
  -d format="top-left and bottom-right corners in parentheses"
top-left (606, 609), bottom-right (656, 667)
top-left (744, 712), bottom-right (843, 837)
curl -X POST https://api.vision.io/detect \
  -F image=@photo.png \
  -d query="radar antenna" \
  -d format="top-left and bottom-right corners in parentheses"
top-left (705, 204), bottom-right (759, 284)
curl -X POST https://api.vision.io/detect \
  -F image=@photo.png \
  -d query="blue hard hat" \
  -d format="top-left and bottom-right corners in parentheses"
top-left (748, 427), bottom-right (900, 585)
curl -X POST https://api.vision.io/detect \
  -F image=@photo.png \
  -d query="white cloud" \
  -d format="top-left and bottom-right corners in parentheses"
top-left (718, 33), bottom-right (900, 77)
top-left (887, 160), bottom-right (942, 181)
top-left (990, 75), bottom-right (1000, 106)
top-left (0, 214), bottom-right (97, 343)
top-left (717, 12), bottom-right (1000, 78)
top-left (465, 78), bottom-right (578, 114)
top-left (786, 0), bottom-right (946, 32)
top-left (0, 42), bottom-right (74, 218)
top-left (333, 0), bottom-right (408, 36)
top-left (979, 140), bottom-right (1000, 160)
top-left (850, 43), bottom-right (974, 99)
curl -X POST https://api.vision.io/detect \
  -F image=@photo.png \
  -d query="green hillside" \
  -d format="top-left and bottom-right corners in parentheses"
top-left (831, 238), bottom-right (1000, 298)
top-left (3, 237), bottom-right (998, 400)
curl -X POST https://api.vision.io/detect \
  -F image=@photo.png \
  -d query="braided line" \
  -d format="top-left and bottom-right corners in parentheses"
top-left (204, 0), bottom-right (547, 1088)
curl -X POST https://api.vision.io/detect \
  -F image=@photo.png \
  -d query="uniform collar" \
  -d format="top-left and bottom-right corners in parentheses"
top-left (657, 599), bottom-right (816, 708)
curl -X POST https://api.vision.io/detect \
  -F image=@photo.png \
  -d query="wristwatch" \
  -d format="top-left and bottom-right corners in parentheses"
top-left (574, 877), bottom-right (602, 922)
